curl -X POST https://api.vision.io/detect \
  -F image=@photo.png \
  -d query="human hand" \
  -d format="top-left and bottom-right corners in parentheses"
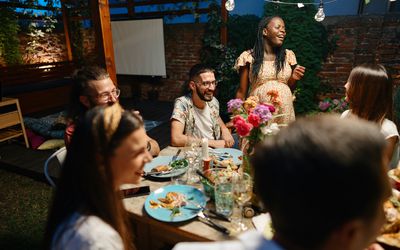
top-left (291, 65), bottom-right (306, 81)
top-left (221, 130), bottom-right (234, 148)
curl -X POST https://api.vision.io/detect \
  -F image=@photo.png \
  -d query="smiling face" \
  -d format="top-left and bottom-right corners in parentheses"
top-left (80, 77), bottom-right (119, 108)
top-left (263, 17), bottom-right (286, 47)
top-left (191, 71), bottom-right (216, 102)
top-left (110, 127), bottom-right (152, 187)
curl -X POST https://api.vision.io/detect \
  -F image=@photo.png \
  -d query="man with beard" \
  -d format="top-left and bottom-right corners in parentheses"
top-left (65, 66), bottom-right (160, 156)
top-left (170, 64), bottom-right (234, 148)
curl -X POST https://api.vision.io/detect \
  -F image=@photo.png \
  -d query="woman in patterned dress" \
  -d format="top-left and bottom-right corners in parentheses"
top-left (234, 16), bottom-right (305, 125)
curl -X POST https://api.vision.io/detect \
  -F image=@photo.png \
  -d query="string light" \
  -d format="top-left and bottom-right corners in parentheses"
top-left (264, 0), bottom-right (336, 22)
top-left (314, 0), bottom-right (325, 22)
top-left (225, 0), bottom-right (235, 11)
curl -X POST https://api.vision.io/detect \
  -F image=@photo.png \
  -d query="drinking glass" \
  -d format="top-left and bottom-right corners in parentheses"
top-left (184, 134), bottom-right (201, 184)
top-left (231, 173), bottom-right (252, 232)
top-left (214, 175), bottom-right (234, 217)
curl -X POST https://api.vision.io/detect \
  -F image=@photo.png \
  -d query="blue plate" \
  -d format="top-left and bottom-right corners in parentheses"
top-left (211, 148), bottom-right (243, 166)
top-left (144, 156), bottom-right (188, 178)
top-left (144, 185), bottom-right (206, 222)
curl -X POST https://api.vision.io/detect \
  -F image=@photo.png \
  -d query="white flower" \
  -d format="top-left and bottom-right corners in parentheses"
top-left (261, 123), bottom-right (280, 136)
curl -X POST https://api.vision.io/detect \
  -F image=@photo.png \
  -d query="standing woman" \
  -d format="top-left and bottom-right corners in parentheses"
top-left (341, 63), bottom-right (399, 168)
top-left (44, 103), bottom-right (152, 249)
top-left (234, 16), bottom-right (305, 124)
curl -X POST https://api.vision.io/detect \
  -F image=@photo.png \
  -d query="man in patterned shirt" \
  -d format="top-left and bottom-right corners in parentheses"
top-left (170, 64), bottom-right (234, 148)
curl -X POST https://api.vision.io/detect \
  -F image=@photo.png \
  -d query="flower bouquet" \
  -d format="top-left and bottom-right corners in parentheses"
top-left (227, 92), bottom-right (283, 174)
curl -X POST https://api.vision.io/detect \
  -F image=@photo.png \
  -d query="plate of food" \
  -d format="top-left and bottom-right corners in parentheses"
top-left (376, 189), bottom-right (400, 248)
top-left (210, 148), bottom-right (243, 167)
top-left (144, 185), bottom-right (206, 222)
top-left (144, 156), bottom-right (189, 178)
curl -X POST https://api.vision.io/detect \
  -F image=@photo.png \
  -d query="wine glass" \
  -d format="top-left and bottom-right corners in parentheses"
top-left (231, 173), bottom-right (252, 232)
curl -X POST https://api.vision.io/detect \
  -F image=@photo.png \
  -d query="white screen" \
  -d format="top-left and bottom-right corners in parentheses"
top-left (111, 19), bottom-right (166, 76)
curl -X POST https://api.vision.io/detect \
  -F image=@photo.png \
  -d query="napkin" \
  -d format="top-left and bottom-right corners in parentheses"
top-left (251, 212), bottom-right (274, 239)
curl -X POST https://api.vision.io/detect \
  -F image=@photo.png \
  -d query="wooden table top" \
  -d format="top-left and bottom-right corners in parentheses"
top-left (122, 146), bottom-right (255, 243)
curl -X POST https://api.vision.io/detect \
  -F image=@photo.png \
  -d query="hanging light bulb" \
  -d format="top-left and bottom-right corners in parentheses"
top-left (314, 0), bottom-right (325, 22)
top-left (225, 0), bottom-right (235, 11)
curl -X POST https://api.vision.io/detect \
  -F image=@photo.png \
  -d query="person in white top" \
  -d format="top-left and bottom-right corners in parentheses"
top-left (44, 104), bottom-right (153, 250)
top-left (173, 115), bottom-right (391, 250)
top-left (170, 64), bottom-right (234, 148)
top-left (341, 63), bottom-right (399, 168)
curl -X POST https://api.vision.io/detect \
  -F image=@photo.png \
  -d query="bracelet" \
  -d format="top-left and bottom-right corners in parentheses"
top-left (147, 141), bottom-right (152, 151)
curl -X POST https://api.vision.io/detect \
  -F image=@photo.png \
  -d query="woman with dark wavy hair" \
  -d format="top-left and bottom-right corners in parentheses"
top-left (234, 16), bottom-right (305, 125)
top-left (44, 103), bottom-right (152, 249)
top-left (341, 63), bottom-right (399, 168)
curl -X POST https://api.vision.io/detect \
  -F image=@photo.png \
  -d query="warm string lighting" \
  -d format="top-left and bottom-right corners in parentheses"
top-left (263, 0), bottom-right (338, 22)
top-left (225, 0), bottom-right (235, 11)
top-left (314, 0), bottom-right (325, 22)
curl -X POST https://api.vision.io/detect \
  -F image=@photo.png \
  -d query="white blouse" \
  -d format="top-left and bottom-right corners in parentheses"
top-left (51, 212), bottom-right (123, 250)
top-left (341, 110), bottom-right (399, 168)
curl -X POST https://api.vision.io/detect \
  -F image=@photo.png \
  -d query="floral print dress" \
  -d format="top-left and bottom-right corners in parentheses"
top-left (234, 49), bottom-right (297, 125)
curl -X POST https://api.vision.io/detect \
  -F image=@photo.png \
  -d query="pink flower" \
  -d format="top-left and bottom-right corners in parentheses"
top-left (235, 120), bottom-right (253, 137)
top-left (264, 104), bottom-right (275, 113)
top-left (232, 115), bottom-right (246, 125)
top-left (248, 113), bottom-right (261, 128)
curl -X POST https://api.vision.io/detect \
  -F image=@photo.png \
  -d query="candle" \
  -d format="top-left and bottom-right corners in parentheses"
top-left (201, 138), bottom-right (211, 171)
top-left (201, 138), bottom-right (209, 160)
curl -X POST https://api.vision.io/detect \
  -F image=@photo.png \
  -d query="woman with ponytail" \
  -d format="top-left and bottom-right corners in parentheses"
top-left (45, 103), bottom-right (152, 249)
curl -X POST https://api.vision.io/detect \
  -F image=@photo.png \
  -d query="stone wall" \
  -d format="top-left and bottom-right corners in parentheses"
top-left (320, 14), bottom-right (400, 96)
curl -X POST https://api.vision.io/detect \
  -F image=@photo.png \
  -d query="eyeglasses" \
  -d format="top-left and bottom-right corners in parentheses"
top-left (196, 80), bottom-right (218, 88)
top-left (94, 88), bottom-right (121, 102)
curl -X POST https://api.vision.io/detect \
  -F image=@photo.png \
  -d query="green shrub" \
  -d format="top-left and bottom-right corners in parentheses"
top-left (0, 7), bottom-right (22, 65)
top-left (264, 0), bottom-right (335, 114)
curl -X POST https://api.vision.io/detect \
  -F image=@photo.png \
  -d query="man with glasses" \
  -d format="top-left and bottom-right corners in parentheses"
top-left (171, 64), bottom-right (234, 148)
top-left (65, 66), bottom-right (160, 156)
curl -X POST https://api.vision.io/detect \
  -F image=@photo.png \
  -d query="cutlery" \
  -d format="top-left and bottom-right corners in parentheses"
top-left (187, 199), bottom-right (230, 222)
top-left (169, 149), bottom-right (182, 164)
top-left (143, 170), bottom-right (174, 176)
top-left (197, 211), bottom-right (230, 234)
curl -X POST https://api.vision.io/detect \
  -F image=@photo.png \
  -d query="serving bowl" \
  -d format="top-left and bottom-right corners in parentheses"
top-left (200, 168), bottom-right (239, 199)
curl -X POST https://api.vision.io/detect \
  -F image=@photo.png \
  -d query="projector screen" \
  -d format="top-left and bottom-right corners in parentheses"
top-left (111, 19), bottom-right (166, 76)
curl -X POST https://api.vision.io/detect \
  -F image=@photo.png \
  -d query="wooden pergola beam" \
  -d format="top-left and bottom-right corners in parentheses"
top-left (90, 0), bottom-right (117, 85)
top-left (220, 0), bottom-right (228, 45)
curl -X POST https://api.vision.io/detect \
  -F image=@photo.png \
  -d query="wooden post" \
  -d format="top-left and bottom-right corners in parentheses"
top-left (220, 0), bottom-right (228, 45)
top-left (61, 0), bottom-right (72, 61)
top-left (90, 0), bottom-right (117, 85)
top-left (127, 0), bottom-right (135, 18)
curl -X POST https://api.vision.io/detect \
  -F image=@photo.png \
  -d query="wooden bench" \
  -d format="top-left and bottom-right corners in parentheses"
top-left (1, 61), bottom-right (76, 115)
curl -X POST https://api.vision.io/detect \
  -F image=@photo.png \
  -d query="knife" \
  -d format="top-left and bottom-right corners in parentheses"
top-left (169, 149), bottom-right (182, 164)
top-left (197, 211), bottom-right (230, 234)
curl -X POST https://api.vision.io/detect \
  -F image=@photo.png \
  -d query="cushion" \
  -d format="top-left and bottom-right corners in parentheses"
top-left (25, 129), bottom-right (46, 149)
top-left (24, 111), bottom-right (66, 139)
top-left (37, 139), bottom-right (65, 150)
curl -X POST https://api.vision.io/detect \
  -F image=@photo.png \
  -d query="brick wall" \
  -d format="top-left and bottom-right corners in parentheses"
top-left (320, 14), bottom-right (400, 97)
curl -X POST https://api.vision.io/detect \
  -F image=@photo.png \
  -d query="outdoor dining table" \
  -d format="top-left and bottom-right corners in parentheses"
top-left (122, 146), bottom-right (255, 250)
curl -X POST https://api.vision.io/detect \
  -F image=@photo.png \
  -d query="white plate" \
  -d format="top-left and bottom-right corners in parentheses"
top-left (144, 156), bottom-right (188, 178)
